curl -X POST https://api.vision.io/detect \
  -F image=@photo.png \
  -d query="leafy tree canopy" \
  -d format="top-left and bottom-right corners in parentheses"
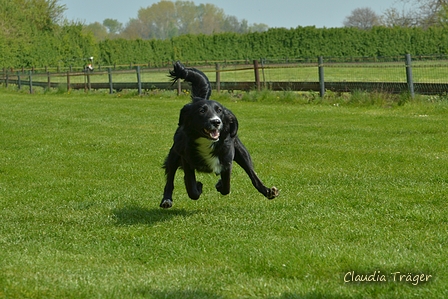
top-left (0, 0), bottom-right (97, 67)
top-left (345, 0), bottom-right (448, 29)
top-left (86, 0), bottom-right (268, 40)
top-left (0, 0), bottom-right (65, 37)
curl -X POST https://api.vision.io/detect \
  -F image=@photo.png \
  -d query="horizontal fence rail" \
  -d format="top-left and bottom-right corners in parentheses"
top-left (2, 55), bottom-right (448, 96)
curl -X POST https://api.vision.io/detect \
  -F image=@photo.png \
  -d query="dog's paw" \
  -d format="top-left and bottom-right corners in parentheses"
top-left (215, 179), bottom-right (223, 193)
top-left (189, 182), bottom-right (203, 200)
top-left (266, 186), bottom-right (279, 199)
top-left (215, 179), bottom-right (230, 195)
top-left (160, 198), bottom-right (173, 209)
top-left (197, 182), bottom-right (203, 194)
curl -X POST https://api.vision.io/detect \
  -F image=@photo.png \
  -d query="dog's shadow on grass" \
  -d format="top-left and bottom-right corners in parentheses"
top-left (112, 205), bottom-right (194, 226)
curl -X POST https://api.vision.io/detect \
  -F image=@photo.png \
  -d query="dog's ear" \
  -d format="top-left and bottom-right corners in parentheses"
top-left (224, 108), bottom-right (238, 138)
top-left (178, 103), bottom-right (192, 127)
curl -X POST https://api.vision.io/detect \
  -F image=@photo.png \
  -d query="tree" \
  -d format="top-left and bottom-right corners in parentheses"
top-left (438, 3), bottom-right (448, 27)
top-left (196, 3), bottom-right (225, 34)
top-left (411, 0), bottom-right (448, 27)
top-left (175, 0), bottom-right (200, 35)
top-left (137, 0), bottom-right (178, 39)
top-left (103, 18), bottom-right (123, 34)
top-left (390, 0), bottom-right (448, 28)
top-left (44, 0), bottom-right (66, 24)
top-left (120, 19), bottom-right (146, 39)
top-left (0, 0), bottom-right (66, 36)
top-left (0, 0), bottom-right (98, 67)
top-left (118, 0), bottom-right (268, 39)
top-left (84, 22), bottom-right (109, 41)
top-left (343, 7), bottom-right (380, 29)
top-left (380, 7), bottom-right (416, 27)
top-left (249, 23), bottom-right (269, 33)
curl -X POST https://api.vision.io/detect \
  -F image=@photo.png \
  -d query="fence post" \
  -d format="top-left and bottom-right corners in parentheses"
top-left (86, 69), bottom-right (91, 91)
top-left (405, 54), bottom-right (415, 98)
top-left (108, 68), bottom-right (113, 94)
top-left (215, 63), bottom-right (221, 93)
top-left (253, 59), bottom-right (261, 91)
top-left (136, 66), bottom-right (142, 95)
top-left (29, 71), bottom-right (33, 94)
top-left (318, 56), bottom-right (325, 98)
top-left (18, 72), bottom-right (21, 90)
top-left (47, 72), bottom-right (51, 89)
top-left (177, 79), bottom-right (182, 95)
top-left (66, 71), bottom-right (71, 92)
top-left (261, 58), bottom-right (266, 88)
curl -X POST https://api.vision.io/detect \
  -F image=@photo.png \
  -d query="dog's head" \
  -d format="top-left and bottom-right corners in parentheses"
top-left (179, 98), bottom-right (238, 141)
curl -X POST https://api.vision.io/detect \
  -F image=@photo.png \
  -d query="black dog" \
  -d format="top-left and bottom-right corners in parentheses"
top-left (160, 61), bottom-right (278, 208)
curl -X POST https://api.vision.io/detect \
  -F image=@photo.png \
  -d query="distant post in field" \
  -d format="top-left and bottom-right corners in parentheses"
top-left (108, 68), bottom-right (113, 94)
top-left (85, 69), bottom-right (91, 91)
top-left (215, 63), bottom-right (221, 93)
top-left (136, 66), bottom-right (142, 95)
top-left (29, 71), bottom-right (33, 94)
top-left (18, 72), bottom-right (22, 90)
top-left (47, 72), bottom-right (51, 89)
top-left (66, 71), bottom-right (71, 92)
top-left (318, 56), bottom-right (325, 98)
top-left (177, 79), bottom-right (182, 95)
top-left (253, 60), bottom-right (261, 91)
top-left (405, 54), bottom-right (415, 98)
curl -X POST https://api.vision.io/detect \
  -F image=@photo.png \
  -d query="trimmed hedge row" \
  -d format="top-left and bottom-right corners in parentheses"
top-left (1, 25), bottom-right (98, 69)
top-left (3, 26), bottom-right (448, 68)
top-left (98, 26), bottom-right (448, 65)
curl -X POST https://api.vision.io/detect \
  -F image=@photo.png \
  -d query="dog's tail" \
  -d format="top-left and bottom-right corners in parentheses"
top-left (169, 61), bottom-right (211, 100)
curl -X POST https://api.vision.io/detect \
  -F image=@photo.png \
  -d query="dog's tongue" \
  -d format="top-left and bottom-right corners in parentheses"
top-left (209, 130), bottom-right (220, 140)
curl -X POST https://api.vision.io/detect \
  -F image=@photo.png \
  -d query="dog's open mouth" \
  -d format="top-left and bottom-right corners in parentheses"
top-left (204, 129), bottom-right (220, 140)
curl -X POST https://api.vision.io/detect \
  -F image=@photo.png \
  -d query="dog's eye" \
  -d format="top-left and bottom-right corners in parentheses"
top-left (199, 106), bottom-right (208, 114)
top-left (215, 107), bottom-right (222, 113)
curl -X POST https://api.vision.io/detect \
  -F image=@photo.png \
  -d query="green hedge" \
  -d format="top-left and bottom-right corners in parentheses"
top-left (3, 26), bottom-right (448, 69)
top-left (1, 24), bottom-right (98, 69)
top-left (97, 26), bottom-right (448, 66)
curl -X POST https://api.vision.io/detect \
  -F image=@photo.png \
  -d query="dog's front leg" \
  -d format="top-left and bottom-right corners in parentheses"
top-left (183, 162), bottom-right (203, 200)
top-left (160, 149), bottom-right (180, 209)
top-left (216, 164), bottom-right (232, 195)
top-left (234, 138), bottom-right (278, 199)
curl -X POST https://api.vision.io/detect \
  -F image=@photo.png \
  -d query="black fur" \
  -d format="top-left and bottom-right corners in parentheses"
top-left (160, 61), bottom-right (278, 208)
top-left (169, 61), bottom-right (212, 100)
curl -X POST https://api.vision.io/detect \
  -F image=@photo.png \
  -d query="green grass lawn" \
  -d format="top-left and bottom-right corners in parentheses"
top-left (0, 89), bottom-right (447, 298)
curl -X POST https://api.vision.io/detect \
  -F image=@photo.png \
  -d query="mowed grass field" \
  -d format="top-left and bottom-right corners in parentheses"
top-left (0, 89), bottom-right (447, 298)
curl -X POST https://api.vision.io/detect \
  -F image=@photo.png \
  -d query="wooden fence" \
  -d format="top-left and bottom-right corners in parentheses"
top-left (2, 55), bottom-right (448, 96)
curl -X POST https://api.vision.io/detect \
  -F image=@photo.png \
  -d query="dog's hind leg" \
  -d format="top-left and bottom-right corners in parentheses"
top-left (160, 149), bottom-right (180, 208)
top-left (183, 162), bottom-right (203, 200)
top-left (233, 138), bottom-right (278, 199)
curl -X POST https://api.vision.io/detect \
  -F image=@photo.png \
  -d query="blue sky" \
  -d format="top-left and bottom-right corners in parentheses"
top-left (59, 0), bottom-right (403, 29)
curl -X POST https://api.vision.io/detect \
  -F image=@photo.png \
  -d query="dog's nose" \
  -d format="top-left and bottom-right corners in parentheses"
top-left (210, 118), bottom-right (221, 128)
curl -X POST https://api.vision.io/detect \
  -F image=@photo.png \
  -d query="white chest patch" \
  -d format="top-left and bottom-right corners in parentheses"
top-left (195, 137), bottom-right (222, 174)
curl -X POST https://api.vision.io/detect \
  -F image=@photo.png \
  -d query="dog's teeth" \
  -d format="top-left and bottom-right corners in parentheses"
top-left (210, 130), bottom-right (220, 139)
